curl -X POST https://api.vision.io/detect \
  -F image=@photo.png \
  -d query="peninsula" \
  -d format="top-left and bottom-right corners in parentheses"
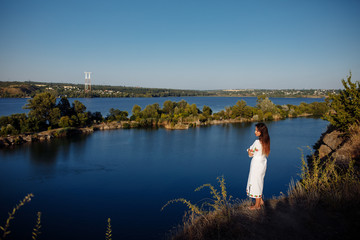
top-left (0, 92), bottom-right (328, 147)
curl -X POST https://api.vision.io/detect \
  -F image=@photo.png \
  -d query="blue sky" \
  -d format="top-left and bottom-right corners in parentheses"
top-left (0, 0), bottom-right (359, 90)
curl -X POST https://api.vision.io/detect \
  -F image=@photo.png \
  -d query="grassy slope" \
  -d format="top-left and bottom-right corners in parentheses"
top-left (173, 198), bottom-right (360, 240)
top-left (170, 126), bottom-right (360, 240)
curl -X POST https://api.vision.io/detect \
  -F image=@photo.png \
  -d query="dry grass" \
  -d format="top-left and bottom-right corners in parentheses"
top-left (1, 194), bottom-right (112, 240)
top-left (105, 218), bottom-right (112, 240)
top-left (336, 123), bottom-right (360, 162)
top-left (288, 152), bottom-right (360, 208)
top-left (168, 154), bottom-right (360, 240)
top-left (162, 176), bottom-right (240, 239)
top-left (31, 212), bottom-right (42, 240)
top-left (0, 193), bottom-right (34, 240)
top-left (162, 176), bottom-right (233, 217)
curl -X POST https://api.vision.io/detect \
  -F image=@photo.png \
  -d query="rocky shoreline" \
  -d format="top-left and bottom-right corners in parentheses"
top-left (0, 119), bottom-right (254, 148)
top-left (0, 127), bottom-right (94, 148)
top-left (0, 114), bottom-right (313, 148)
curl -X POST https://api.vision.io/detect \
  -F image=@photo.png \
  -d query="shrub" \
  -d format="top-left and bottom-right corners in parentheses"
top-left (0, 193), bottom-right (35, 240)
top-left (324, 73), bottom-right (360, 132)
top-left (257, 95), bottom-right (277, 114)
top-left (162, 176), bottom-right (233, 218)
top-left (264, 112), bottom-right (273, 121)
top-left (288, 150), bottom-right (360, 208)
top-left (58, 116), bottom-right (72, 128)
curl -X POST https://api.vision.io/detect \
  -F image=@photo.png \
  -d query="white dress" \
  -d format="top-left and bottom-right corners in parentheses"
top-left (246, 139), bottom-right (267, 199)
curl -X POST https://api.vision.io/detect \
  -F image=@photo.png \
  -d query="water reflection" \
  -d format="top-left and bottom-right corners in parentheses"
top-left (28, 135), bottom-right (88, 165)
top-left (0, 119), bottom-right (329, 240)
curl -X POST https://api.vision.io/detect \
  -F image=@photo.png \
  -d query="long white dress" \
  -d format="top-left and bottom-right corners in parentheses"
top-left (246, 139), bottom-right (267, 199)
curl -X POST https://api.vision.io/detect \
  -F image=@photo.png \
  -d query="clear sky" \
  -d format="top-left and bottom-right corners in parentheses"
top-left (0, 0), bottom-right (359, 90)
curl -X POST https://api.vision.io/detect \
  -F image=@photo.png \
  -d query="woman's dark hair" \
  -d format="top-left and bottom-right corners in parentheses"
top-left (255, 122), bottom-right (270, 156)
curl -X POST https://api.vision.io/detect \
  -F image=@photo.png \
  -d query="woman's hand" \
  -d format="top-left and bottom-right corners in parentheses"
top-left (248, 149), bottom-right (254, 157)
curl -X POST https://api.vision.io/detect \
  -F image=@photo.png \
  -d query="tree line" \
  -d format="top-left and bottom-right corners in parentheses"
top-left (1, 81), bottom-right (338, 98)
top-left (0, 81), bottom-right (211, 98)
top-left (0, 92), bottom-right (331, 136)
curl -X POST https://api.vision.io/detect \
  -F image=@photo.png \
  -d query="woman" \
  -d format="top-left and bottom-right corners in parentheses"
top-left (246, 122), bottom-right (270, 210)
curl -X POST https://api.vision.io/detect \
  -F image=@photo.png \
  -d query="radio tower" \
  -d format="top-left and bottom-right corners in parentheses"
top-left (84, 72), bottom-right (92, 93)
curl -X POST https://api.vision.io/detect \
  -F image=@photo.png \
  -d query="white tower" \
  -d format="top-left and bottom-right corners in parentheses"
top-left (84, 72), bottom-right (92, 92)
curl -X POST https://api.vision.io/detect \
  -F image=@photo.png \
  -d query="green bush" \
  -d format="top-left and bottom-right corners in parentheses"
top-left (59, 116), bottom-right (72, 128)
top-left (325, 73), bottom-right (360, 131)
top-left (264, 112), bottom-right (273, 121)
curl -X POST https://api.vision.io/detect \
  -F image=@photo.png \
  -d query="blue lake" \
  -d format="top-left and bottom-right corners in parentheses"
top-left (0, 97), bottom-right (327, 239)
top-left (0, 108), bottom-right (328, 239)
top-left (0, 96), bottom-right (324, 117)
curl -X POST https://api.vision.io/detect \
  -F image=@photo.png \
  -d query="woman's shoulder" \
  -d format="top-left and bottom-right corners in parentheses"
top-left (254, 139), bottom-right (262, 148)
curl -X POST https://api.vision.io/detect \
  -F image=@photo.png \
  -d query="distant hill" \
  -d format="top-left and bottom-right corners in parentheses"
top-left (0, 82), bottom-right (41, 98)
top-left (0, 81), bottom-right (211, 98)
top-left (0, 81), bottom-right (338, 98)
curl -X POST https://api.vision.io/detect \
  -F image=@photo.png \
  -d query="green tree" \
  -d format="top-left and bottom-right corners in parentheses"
top-left (142, 103), bottom-right (160, 119)
top-left (1, 124), bottom-right (17, 136)
top-left (325, 73), bottom-right (360, 131)
top-left (198, 114), bottom-right (208, 123)
top-left (71, 115), bottom-right (79, 127)
top-left (90, 112), bottom-right (103, 123)
top-left (77, 112), bottom-right (89, 127)
top-left (73, 100), bottom-right (86, 114)
top-left (253, 109), bottom-right (264, 121)
top-left (162, 100), bottom-right (175, 114)
top-left (189, 104), bottom-right (200, 116)
top-left (49, 108), bottom-right (61, 128)
top-left (213, 110), bottom-right (225, 120)
top-left (298, 102), bottom-right (310, 114)
top-left (277, 105), bottom-right (289, 119)
top-left (202, 105), bottom-right (212, 118)
top-left (59, 116), bottom-right (72, 128)
top-left (309, 102), bottom-right (328, 117)
top-left (24, 92), bottom-right (57, 130)
top-left (57, 96), bottom-right (73, 117)
top-left (257, 95), bottom-right (276, 114)
top-left (130, 105), bottom-right (142, 121)
top-left (106, 108), bottom-right (128, 121)
top-left (0, 114), bottom-right (29, 135)
top-left (177, 100), bottom-right (188, 110)
top-left (230, 100), bottom-right (251, 119)
top-left (26, 116), bottom-right (41, 132)
top-left (0, 116), bottom-right (9, 128)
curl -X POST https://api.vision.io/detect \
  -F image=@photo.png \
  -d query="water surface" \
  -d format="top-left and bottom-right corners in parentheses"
top-left (0, 97), bottom-right (324, 117)
top-left (0, 118), bottom-right (328, 239)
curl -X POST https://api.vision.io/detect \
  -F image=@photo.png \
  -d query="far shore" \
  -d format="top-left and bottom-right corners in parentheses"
top-left (0, 95), bottom-right (326, 99)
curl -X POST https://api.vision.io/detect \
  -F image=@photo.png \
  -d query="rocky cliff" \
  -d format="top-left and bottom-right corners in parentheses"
top-left (312, 124), bottom-right (360, 165)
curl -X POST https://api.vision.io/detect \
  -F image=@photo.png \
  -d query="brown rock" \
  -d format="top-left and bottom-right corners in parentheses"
top-left (333, 137), bottom-right (360, 162)
top-left (7, 137), bottom-right (15, 143)
top-left (322, 130), bottom-right (344, 150)
top-left (164, 123), bottom-right (189, 130)
top-left (39, 136), bottom-right (46, 141)
top-left (23, 135), bottom-right (32, 142)
top-left (0, 138), bottom-right (10, 147)
top-left (318, 144), bottom-right (332, 159)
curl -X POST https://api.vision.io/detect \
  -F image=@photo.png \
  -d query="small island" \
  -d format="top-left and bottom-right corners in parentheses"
top-left (0, 91), bottom-right (328, 147)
